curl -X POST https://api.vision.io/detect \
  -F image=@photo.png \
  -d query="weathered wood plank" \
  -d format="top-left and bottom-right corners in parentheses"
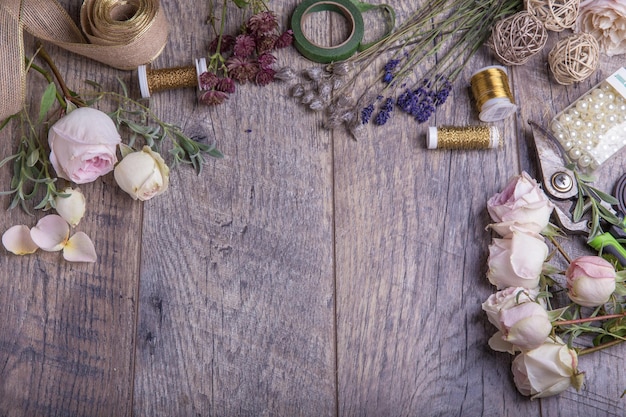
top-left (131, 1), bottom-right (337, 415)
top-left (0, 35), bottom-right (142, 417)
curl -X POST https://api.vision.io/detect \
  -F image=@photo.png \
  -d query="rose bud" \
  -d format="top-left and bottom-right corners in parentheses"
top-left (48, 107), bottom-right (121, 184)
top-left (486, 226), bottom-right (548, 289)
top-left (512, 337), bottom-right (584, 399)
top-left (54, 187), bottom-right (86, 227)
top-left (566, 255), bottom-right (616, 307)
top-left (482, 287), bottom-right (551, 353)
top-left (114, 146), bottom-right (170, 201)
top-left (487, 171), bottom-right (554, 236)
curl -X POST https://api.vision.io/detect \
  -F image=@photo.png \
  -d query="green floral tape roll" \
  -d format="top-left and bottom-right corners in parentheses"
top-left (291, 0), bottom-right (365, 63)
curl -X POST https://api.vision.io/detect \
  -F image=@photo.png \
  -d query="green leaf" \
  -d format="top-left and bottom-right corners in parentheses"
top-left (232, 0), bottom-right (249, 8)
top-left (26, 150), bottom-right (39, 167)
top-left (591, 187), bottom-right (619, 205)
top-left (119, 143), bottom-right (135, 158)
top-left (38, 82), bottom-right (57, 123)
top-left (117, 77), bottom-right (129, 98)
top-left (573, 193), bottom-right (585, 222)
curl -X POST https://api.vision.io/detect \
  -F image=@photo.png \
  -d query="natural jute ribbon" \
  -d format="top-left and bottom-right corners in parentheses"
top-left (0, 0), bottom-right (169, 120)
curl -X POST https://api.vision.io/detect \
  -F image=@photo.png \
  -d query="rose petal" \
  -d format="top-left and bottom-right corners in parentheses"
top-left (63, 232), bottom-right (97, 263)
top-left (2, 225), bottom-right (39, 255)
top-left (30, 214), bottom-right (70, 251)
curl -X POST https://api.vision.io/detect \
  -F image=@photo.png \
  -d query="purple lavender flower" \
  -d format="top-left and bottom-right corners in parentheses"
top-left (361, 104), bottom-right (374, 124)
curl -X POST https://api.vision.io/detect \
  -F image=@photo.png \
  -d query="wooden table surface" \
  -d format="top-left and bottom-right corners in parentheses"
top-left (1, 1), bottom-right (625, 416)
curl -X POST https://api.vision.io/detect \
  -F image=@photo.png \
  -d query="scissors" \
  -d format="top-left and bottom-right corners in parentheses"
top-left (528, 120), bottom-right (626, 266)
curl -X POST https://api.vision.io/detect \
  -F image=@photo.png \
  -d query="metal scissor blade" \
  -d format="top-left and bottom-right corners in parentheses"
top-left (528, 120), bottom-right (579, 201)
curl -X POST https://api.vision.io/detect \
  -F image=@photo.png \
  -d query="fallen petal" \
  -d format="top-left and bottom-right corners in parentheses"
top-left (30, 214), bottom-right (70, 251)
top-left (63, 232), bottom-right (97, 263)
top-left (55, 187), bottom-right (86, 227)
top-left (2, 225), bottom-right (39, 255)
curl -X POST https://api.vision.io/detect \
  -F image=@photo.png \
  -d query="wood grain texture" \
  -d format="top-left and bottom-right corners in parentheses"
top-left (0, 37), bottom-right (142, 417)
top-left (131, 1), bottom-right (337, 416)
top-left (0, 0), bottom-right (625, 416)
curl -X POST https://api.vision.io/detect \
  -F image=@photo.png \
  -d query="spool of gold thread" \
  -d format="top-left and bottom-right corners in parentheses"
top-left (137, 58), bottom-right (207, 98)
top-left (470, 65), bottom-right (517, 122)
top-left (427, 126), bottom-right (501, 150)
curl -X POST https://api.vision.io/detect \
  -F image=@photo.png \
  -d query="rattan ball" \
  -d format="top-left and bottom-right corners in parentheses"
top-left (548, 33), bottom-right (599, 85)
top-left (525, 0), bottom-right (580, 32)
top-left (489, 11), bottom-right (548, 66)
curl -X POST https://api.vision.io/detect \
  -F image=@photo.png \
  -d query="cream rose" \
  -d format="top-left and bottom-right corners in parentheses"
top-left (575, 0), bottom-right (626, 57)
top-left (512, 337), bottom-right (584, 399)
top-left (566, 256), bottom-right (616, 307)
top-left (48, 107), bottom-right (121, 184)
top-left (486, 226), bottom-right (549, 289)
top-left (482, 287), bottom-right (552, 353)
top-left (114, 146), bottom-right (170, 201)
top-left (487, 171), bottom-right (554, 236)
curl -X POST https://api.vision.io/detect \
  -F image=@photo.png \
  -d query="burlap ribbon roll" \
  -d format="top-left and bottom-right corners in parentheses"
top-left (0, 0), bottom-right (169, 120)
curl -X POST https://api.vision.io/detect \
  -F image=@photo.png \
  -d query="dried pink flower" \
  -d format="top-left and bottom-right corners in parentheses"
top-left (216, 77), bottom-right (236, 94)
top-left (199, 71), bottom-right (219, 90)
top-left (198, 89), bottom-right (229, 105)
top-left (247, 11), bottom-right (278, 35)
top-left (256, 68), bottom-right (276, 86)
top-left (233, 34), bottom-right (256, 57)
top-left (257, 53), bottom-right (277, 69)
top-left (275, 29), bottom-right (294, 49)
top-left (226, 56), bottom-right (259, 84)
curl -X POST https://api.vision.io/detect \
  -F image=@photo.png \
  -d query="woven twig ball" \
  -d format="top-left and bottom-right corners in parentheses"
top-left (548, 33), bottom-right (599, 85)
top-left (525, 0), bottom-right (580, 32)
top-left (489, 11), bottom-right (548, 66)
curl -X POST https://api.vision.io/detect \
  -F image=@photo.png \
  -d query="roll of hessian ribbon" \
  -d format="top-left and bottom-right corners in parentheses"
top-left (291, 0), bottom-right (395, 63)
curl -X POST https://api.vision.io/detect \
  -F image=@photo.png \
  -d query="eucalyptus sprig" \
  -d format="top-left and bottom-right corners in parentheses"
top-left (0, 53), bottom-right (69, 213)
top-left (85, 78), bottom-right (223, 175)
top-left (571, 167), bottom-right (622, 240)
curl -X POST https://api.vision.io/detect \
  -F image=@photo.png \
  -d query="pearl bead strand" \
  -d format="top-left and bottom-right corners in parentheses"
top-left (551, 81), bottom-right (626, 171)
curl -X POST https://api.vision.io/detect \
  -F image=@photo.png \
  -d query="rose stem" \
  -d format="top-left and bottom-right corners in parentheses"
top-left (549, 235), bottom-right (571, 264)
top-left (578, 338), bottom-right (624, 357)
top-left (554, 311), bottom-right (626, 327)
top-left (35, 42), bottom-right (87, 108)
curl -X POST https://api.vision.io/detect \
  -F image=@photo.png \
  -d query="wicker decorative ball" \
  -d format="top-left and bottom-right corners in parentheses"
top-left (489, 11), bottom-right (548, 66)
top-left (525, 0), bottom-right (580, 32)
top-left (548, 33), bottom-right (599, 85)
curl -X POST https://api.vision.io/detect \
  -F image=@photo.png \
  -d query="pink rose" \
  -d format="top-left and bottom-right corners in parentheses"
top-left (486, 226), bottom-right (548, 289)
top-left (482, 287), bottom-right (552, 353)
top-left (48, 107), bottom-right (121, 184)
top-left (576, 0), bottom-right (626, 56)
top-left (487, 171), bottom-right (554, 236)
top-left (512, 337), bottom-right (584, 399)
top-left (566, 256), bottom-right (616, 307)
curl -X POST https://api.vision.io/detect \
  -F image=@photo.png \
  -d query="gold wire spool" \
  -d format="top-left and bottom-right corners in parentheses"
top-left (137, 58), bottom-right (207, 97)
top-left (427, 126), bottom-right (501, 150)
top-left (470, 65), bottom-right (517, 122)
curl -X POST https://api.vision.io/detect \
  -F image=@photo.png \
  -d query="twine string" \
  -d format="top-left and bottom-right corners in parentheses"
top-left (0, 0), bottom-right (169, 120)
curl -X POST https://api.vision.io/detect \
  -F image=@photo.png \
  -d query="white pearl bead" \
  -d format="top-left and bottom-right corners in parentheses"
top-left (569, 147), bottom-right (583, 160)
top-left (579, 154), bottom-right (592, 167)
top-left (576, 100), bottom-right (589, 113)
top-left (592, 89), bottom-right (606, 102)
top-left (562, 140), bottom-right (574, 151)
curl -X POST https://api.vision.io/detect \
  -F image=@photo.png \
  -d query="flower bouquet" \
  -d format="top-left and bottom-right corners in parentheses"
top-left (482, 171), bottom-right (626, 399)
